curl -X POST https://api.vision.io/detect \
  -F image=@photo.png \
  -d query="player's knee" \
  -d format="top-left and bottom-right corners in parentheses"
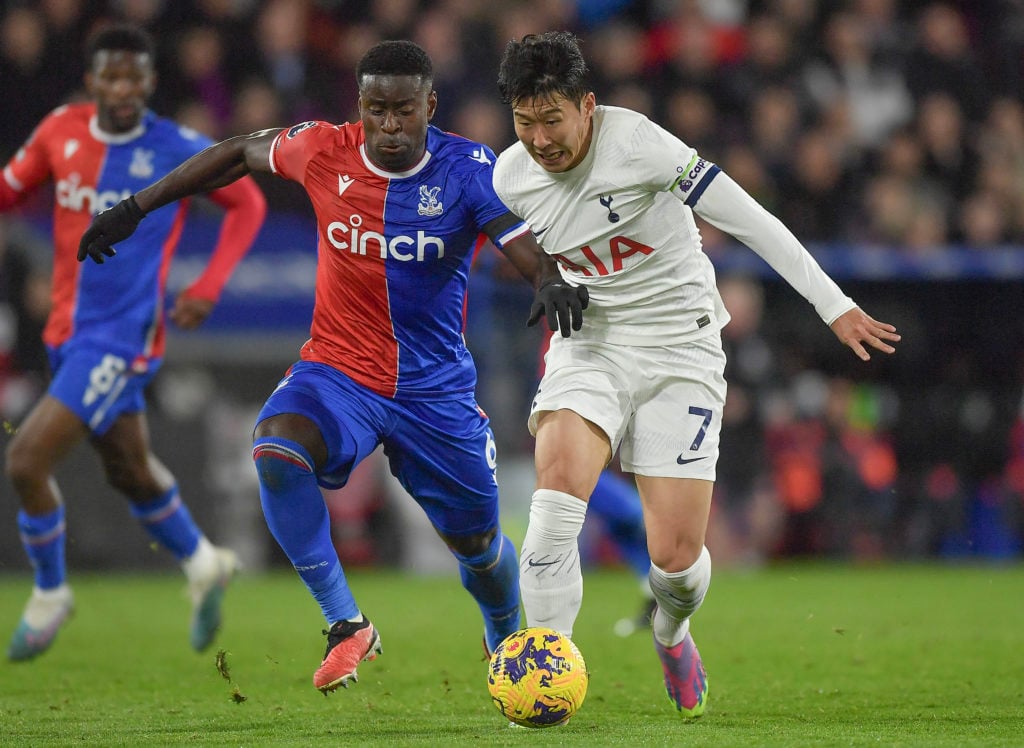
top-left (647, 536), bottom-right (705, 573)
top-left (4, 429), bottom-right (64, 490)
top-left (252, 438), bottom-right (314, 493)
top-left (649, 546), bottom-right (711, 618)
top-left (446, 527), bottom-right (498, 561)
top-left (4, 436), bottom-right (38, 491)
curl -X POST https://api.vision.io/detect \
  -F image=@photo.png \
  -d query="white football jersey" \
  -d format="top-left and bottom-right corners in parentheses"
top-left (493, 105), bottom-right (854, 346)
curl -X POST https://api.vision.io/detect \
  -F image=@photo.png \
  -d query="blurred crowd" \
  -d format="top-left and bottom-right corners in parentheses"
top-left (3, 0), bottom-right (1024, 245)
top-left (2, 0), bottom-right (1023, 564)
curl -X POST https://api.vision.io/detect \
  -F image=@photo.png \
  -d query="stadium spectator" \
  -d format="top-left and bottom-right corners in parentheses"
top-left (1, 24), bottom-right (266, 662)
top-left (721, 13), bottom-right (804, 122)
top-left (777, 127), bottom-right (856, 242)
top-left (746, 85), bottom-right (804, 184)
top-left (0, 7), bottom-right (62, 162)
top-left (492, 30), bottom-right (899, 719)
top-left (77, 39), bottom-right (589, 694)
top-left (252, 0), bottom-right (327, 124)
top-left (663, 86), bottom-right (725, 160)
top-left (801, 9), bottom-right (913, 149)
top-left (165, 26), bottom-right (235, 134)
top-left (904, 2), bottom-right (991, 123)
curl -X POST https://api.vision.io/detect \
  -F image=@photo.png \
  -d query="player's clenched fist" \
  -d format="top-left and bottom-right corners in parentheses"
top-left (77, 195), bottom-right (146, 263)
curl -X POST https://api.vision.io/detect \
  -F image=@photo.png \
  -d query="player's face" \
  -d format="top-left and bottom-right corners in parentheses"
top-left (358, 75), bottom-right (437, 172)
top-left (86, 50), bottom-right (155, 134)
top-left (512, 92), bottom-right (596, 173)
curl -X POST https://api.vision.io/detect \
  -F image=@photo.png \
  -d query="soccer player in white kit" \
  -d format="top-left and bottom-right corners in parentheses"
top-left (493, 31), bottom-right (901, 718)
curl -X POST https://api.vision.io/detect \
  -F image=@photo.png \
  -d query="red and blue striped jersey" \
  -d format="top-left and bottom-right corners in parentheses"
top-left (270, 121), bottom-right (528, 399)
top-left (1, 102), bottom-right (264, 366)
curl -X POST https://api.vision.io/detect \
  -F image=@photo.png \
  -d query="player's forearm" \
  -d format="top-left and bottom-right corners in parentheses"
top-left (502, 237), bottom-right (562, 289)
top-left (533, 253), bottom-right (564, 288)
top-left (695, 172), bottom-right (855, 324)
top-left (133, 137), bottom-right (252, 214)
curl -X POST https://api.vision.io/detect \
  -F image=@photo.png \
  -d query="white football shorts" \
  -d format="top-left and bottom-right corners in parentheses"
top-left (529, 332), bottom-right (727, 480)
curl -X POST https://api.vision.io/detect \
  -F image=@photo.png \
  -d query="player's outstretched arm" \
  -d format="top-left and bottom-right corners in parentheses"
top-left (77, 129), bottom-right (280, 264)
top-left (501, 231), bottom-right (589, 337)
top-left (692, 171), bottom-right (900, 359)
top-left (829, 307), bottom-right (900, 361)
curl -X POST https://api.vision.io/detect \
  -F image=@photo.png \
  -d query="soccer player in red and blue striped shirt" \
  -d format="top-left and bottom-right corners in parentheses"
top-left (79, 39), bottom-right (588, 693)
top-left (2, 24), bottom-right (265, 661)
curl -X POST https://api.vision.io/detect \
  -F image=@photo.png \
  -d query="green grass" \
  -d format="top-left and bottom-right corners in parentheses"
top-left (1, 563), bottom-right (1022, 746)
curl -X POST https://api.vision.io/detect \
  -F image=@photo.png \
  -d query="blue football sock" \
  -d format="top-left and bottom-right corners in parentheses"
top-left (588, 471), bottom-right (651, 579)
top-left (129, 485), bottom-right (201, 560)
top-left (253, 436), bottom-right (358, 624)
top-left (453, 531), bottom-right (521, 653)
top-left (17, 507), bottom-right (67, 590)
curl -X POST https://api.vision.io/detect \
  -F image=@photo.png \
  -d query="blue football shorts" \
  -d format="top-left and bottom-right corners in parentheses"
top-left (256, 360), bottom-right (500, 537)
top-left (47, 340), bottom-right (159, 436)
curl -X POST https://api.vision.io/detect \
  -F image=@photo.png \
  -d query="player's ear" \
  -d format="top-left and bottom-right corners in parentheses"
top-left (581, 92), bottom-right (596, 118)
top-left (426, 90), bottom-right (437, 122)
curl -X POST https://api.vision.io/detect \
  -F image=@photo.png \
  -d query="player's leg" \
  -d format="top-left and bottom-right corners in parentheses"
top-left (94, 410), bottom-right (238, 651)
top-left (442, 525), bottom-right (520, 658)
top-left (588, 470), bottom-right (655, 634)
top-left (524, 409), bottom-right (609, 636)
top-left (252, 362), bottom-right (383, 691)
top-left (521, 336), bottom-right (628, 637)
top-left (385, 397), bottom-right (520, 657)
top-left (621, 334), bottom-right (724, 717)
top-left (4, 395), bottom-right (83, 661)
top-left (636, 475), bottom-right (712, 718)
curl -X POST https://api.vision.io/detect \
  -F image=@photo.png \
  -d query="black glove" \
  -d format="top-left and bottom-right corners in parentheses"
top-left (77, 195), bottom-right (146, 264)
top-left (527, 278), bottom-right (589, 337)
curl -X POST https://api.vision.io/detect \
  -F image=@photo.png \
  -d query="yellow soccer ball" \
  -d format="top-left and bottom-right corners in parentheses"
top-left (487, 627), bottom-right (589, 728)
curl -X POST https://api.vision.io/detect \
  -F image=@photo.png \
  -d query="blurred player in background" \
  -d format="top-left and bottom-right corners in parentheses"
top-left (79, 40), bottom-right (588, 693)
top-left (494, 31), bottom-right (900, 718)
top-left (1, 24), bottom-right (266, 661)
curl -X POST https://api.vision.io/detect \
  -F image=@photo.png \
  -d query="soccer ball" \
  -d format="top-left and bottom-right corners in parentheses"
top-left (487, 627), bottom-right (588, 728)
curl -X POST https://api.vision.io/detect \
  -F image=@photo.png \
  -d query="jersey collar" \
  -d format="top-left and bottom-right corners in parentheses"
top-left (359, 143), bottom-right (432, 179)
top-left (89, 111), bottom-right (149, 144)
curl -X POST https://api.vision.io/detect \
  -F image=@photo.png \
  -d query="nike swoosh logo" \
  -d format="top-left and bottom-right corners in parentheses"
top-left (533, 226), bottom-right (550, 238)
top-left (526, 559), bottom-right (559, 567)
top-left (676, 455), bottom-right (708, 465)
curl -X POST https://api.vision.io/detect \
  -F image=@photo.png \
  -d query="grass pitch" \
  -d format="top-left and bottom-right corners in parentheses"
top-left (0, 563), bottom-right (1021, 747)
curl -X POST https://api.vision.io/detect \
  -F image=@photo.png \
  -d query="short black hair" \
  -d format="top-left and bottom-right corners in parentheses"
top-left (356, 40), bottom-right (433, 86)
top-left (497, 31), bottom-right (590, 107)
top-left (85, 23), bottom-right (155, 66)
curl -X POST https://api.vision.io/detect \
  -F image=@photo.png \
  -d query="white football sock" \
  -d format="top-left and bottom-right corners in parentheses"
top-left (518, 489), bottom-right (588, 636)
top-left (24, 584), bottom-right (73, 628)
top-left (181, 536), bottom-right (217, 583)
top-left (650, 545), bottom-right (711, 647)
